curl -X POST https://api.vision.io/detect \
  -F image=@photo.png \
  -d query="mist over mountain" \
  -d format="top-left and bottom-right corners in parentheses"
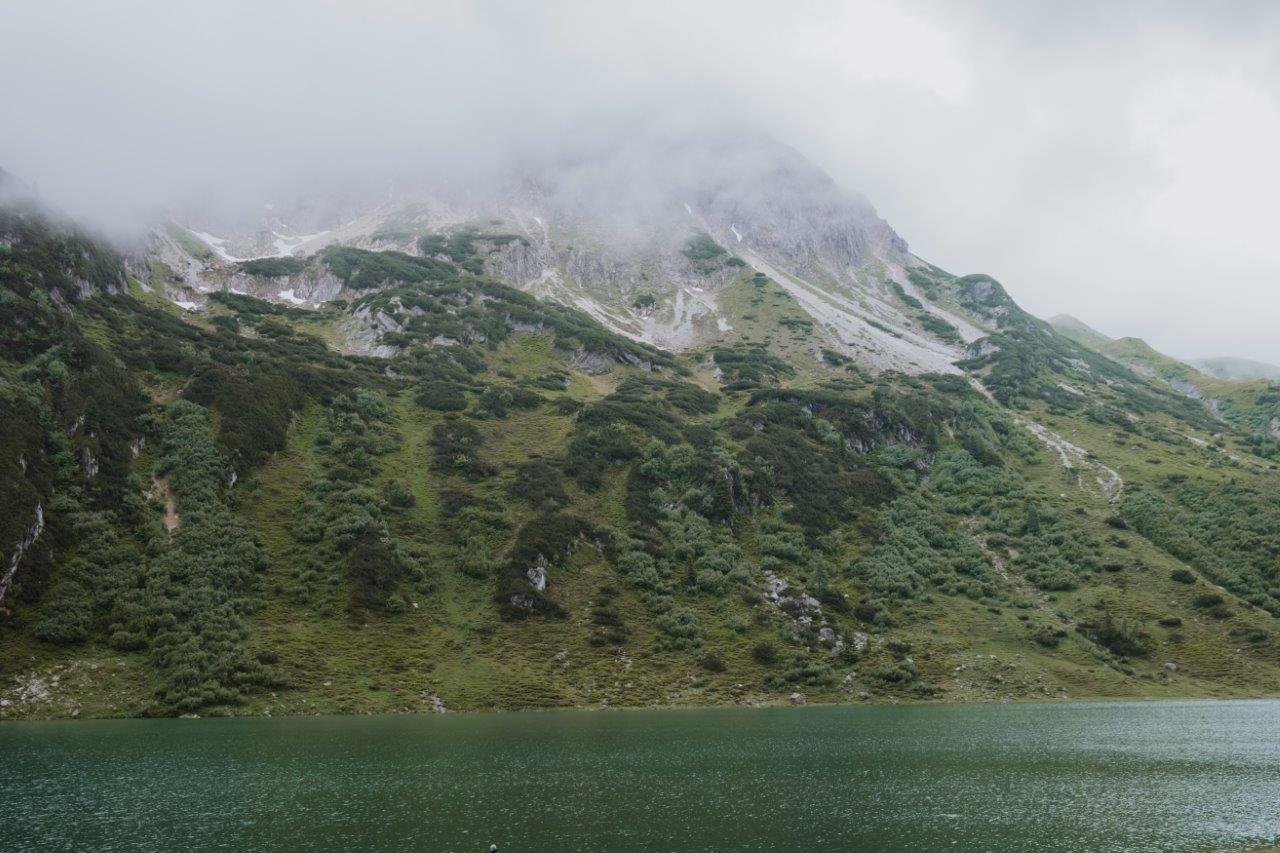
top-left (3, 2), bottom-right (1280, 721)
top-left (4, 1), bottom-right (1280, 361)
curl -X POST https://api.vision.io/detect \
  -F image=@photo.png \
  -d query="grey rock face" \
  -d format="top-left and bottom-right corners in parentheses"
top-left (527, 558), bottom-right (548, 592)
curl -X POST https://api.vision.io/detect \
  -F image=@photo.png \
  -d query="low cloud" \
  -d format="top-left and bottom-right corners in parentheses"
top-left (3, 0), bottom-right (1279, 360)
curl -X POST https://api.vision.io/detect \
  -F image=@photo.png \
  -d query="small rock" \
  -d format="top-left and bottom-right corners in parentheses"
top-left (789, 692), bottom-right (805, 704)
top-left (527, 560), bottom-right (548, 592)
top-left (1163, 661), bottom-right (1178, 673)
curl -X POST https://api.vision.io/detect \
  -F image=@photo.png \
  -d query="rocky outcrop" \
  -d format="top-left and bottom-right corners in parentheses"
top-left (526, 557), bottom-right (549, 592)
top-left (0, 504), bottom-right (44, 606)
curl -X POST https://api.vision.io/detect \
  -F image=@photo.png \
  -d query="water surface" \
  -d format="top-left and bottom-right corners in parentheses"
top-left (2, 700), bottom-right (1278, 851)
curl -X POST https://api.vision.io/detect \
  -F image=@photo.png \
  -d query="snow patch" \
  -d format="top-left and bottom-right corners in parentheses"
top-left (717, 317), bottom-right (733, 332)
top-left (191, 231), bottom-right (239, 262)
top-left (278, 289), bottom-right (306, 305)
top-left (173, 299), bottom-right (199, 311)
top-left (269, 230), bottom-right (329, 257)
top-left (730, 224), bottom-right (743, 243)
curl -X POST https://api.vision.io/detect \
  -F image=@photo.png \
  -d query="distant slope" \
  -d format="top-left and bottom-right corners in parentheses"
top-left (1046, 314), bottom-right (1113, 350)
top-left (1050, 315), bottom-right (1198, 383)
top-left (1049, 315), bottom-right (1280, 441)
top-left (1192, 357), bottom-right (1280, 383)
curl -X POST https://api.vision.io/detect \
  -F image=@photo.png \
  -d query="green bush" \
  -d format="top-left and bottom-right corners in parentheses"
top-left (752, 642), bottom-right (778, 665)
top-left (236, 257), bottom-right (307, 277)
top-left (415, 380), bottom-right (468, 411)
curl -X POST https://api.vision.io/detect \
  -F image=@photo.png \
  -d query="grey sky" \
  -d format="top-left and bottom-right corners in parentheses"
top-left (3, 1), bottom-right (1278, 362)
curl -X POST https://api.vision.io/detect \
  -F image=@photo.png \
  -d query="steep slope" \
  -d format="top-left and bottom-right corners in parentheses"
top-left (4, 175), bottom-right (1280, 720)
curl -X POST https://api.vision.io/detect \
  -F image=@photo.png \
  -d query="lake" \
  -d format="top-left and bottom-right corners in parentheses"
top-left (2, 700), bottom-right (1278, 851)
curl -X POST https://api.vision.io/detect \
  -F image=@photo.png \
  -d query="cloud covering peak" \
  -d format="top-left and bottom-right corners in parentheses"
top-left (4, 0), bottom-right (1280, 361)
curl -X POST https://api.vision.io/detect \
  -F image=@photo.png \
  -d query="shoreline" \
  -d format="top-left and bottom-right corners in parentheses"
top-left (5, 691), bottom-right (1280, 724)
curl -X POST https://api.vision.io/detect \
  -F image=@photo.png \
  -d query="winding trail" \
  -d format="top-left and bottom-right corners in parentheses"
top-left (968, 378), bottom-right (1123, 502)
top-left (152, 474), bottom-right (180, 533)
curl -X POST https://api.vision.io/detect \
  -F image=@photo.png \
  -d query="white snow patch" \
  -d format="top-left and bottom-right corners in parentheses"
top-left (269, 230), bottom-right (329, 257)
top-left (190, 231), bottom-right (240, 262)
top-left (730, 225), bottom-right (743, 243)
top-left (717, 317), bottom-right (733, 332)
top-left (683, 202), bottom-right (693, 216)
top-left (279, 289), bottom-right (306, 305)
top-left (189, 228), bottom-right (328, 263)
top-left (173, 299), bottom-right (199, 311)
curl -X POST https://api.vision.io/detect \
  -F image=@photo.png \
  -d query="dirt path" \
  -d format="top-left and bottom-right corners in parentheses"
top-left (152, 474), bottom-right (180, 533)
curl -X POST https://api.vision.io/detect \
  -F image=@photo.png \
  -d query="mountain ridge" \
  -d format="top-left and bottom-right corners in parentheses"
top-left (3, 146), bottom-right (1280, 719)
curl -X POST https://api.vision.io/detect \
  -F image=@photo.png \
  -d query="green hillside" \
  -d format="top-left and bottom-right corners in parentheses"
top-left (3, 202), bottom-right (1280, 719)
top-left (1050, 314), bottom-right (1280, 461)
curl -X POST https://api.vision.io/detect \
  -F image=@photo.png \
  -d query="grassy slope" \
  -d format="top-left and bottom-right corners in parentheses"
top-left (222, 388), bottom-right (1280, 716)
top-left (230, 334), bottom-right (1280, 713)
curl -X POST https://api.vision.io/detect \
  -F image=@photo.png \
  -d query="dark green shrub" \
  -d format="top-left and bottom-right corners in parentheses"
top-left (1192, 592), bottom-right (1224, 609)
top-left (236, 257), bottom-right (307, 277)
top-left (752, 642), bottom-right (778, 665)
top-left (699, 653), bottom-right (727, 673)
top-left (508, 459), bottom-right (569, 508)
top-left (415, 380), bottom-right (468, 411)
top-left (382, 479), bottom-right (416, 508)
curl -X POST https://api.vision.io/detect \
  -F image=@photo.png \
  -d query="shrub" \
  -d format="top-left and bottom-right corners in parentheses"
top-left (752, 642), bottom-right (778, 665)
top-left (1029, 624), bottom-right (1067, 647)
top-left (1170, 568), bottom-right (1196, 584)
top-left (430, 419), bottom-right (494, 479)
top-left (699, 653), bottom-right (727, 673)
top-left (508, 459), bottom-right (569, 508)
top-left (1192, 592), bottom-right (1224, 609)
top-left (1078, 613), bottom-right (1150, 658)
top-left (415, 380), bottom-right (468, 411)
top-left (382, 479), bottom-right (416, 508)
top-left (236, 257), bottom-right (307, 277)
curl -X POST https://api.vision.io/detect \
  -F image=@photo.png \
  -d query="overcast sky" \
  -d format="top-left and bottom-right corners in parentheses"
top-left (3, 1), bottom-right (1279, 362)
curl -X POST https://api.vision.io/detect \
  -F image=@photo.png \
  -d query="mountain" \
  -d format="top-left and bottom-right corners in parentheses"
top-left (150, 134), bottom-right (983, 375)
top-left (3, 140), bottom-right (1280, 719)
top-left (1192, 357), bottom-right (1280, 383)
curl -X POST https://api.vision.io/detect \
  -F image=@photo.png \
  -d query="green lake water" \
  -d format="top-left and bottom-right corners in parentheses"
top-left (1, 700), bottom-right (1278, 851)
